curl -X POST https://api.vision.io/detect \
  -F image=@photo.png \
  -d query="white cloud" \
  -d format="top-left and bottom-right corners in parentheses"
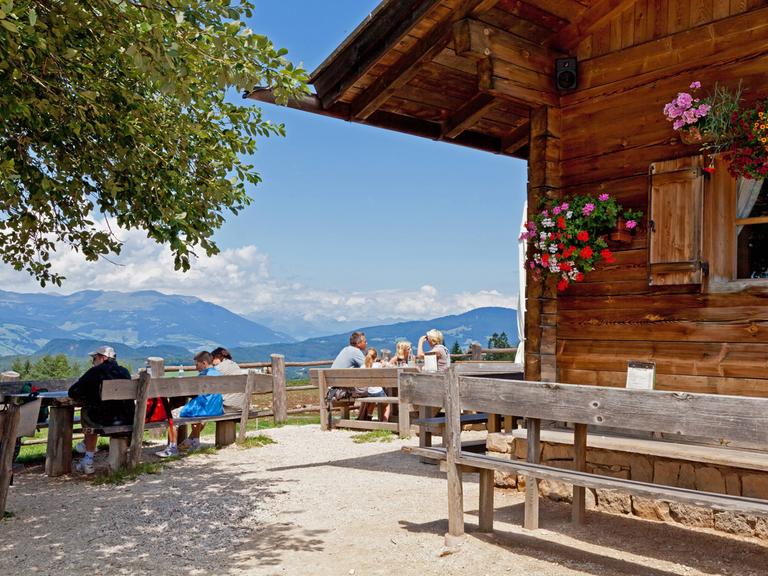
top-left (0, 219), bottom-right (517, 326)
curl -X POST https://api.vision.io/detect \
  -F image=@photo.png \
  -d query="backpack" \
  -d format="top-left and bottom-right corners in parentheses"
top-left (179, 394), bottom-right (224, 418)
top-left (325, 387), bottom-right (368, 403)
top-left (19, 383), bottom-right (49, 424)
top-left (145, 397), bottom-right (170, 423)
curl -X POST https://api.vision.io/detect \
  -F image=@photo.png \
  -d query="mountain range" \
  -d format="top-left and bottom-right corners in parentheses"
top-left (0, 289), bottom-right (292, 356)
top-left (0, 289), bottom-right (517, 366)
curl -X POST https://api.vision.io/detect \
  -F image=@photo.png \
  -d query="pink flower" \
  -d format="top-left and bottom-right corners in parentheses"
top-left (598, 193), bottom-right (609, 201)
top-left (552, 206), bottom-right (561, 215)
top-left (625, 219), bottom-right (637, 230)
top-left (673, 118), bottom-right (685, 130)
top-left (582, 203), bottom-right (595, 216)
top-left (561, 202), bottom-right (569, 210)
top-left (690, 81), bottom-right (701, 89)
top-left (676, 92), bottom-right (693, 108)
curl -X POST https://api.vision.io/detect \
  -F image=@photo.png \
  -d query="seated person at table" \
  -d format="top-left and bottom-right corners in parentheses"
top-left (68, 346), bottom-right (132, 475)
top-left (390, 340), bottom-right (412, 367)
top-left (358, 348), bottom-right (390, 422)
top-left (417, 329), bottom-right (451, 371)
top-left (156, 351), bottom-right (222, 457)
top-left (326, 331), bottom-right (368, 404)
top-left (211, 346), bottom-right (246, 414)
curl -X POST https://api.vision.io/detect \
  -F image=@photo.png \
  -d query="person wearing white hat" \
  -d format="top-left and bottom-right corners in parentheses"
top-left (68, 345), bottom-right (132, 474)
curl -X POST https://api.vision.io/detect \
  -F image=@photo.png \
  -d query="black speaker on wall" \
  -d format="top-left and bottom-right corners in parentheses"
top-left (555, 57), bottom-right (578, 91)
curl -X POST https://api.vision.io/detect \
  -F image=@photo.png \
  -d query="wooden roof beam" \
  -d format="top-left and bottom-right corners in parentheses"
top-left (441, 91), bottom-right (496, 139)
top-left (313, 0), bottom-right (443, 109)
top-left (350, 0), bottom-right (503, 121)
top-left (455, 20), bottom-right (561, 107)
top-left (550, 0), bottom-right (637, 52)
top-left (500, 121), bottom-right (530, 155)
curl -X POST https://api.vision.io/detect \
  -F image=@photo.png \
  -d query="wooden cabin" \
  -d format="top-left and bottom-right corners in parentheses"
top-left (248, 0), bottom-right (768, 397)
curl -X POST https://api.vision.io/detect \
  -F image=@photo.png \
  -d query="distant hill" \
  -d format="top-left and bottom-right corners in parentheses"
top-left (231, 307), bottom-right (518, 363)
top-left (0, 289), bottom-right (293, 355)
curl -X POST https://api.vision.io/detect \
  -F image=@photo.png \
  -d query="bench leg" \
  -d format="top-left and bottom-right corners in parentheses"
top-left (419, 405), bottom-right (436, 464)
top-left (478, 468), bottom-right (495, 532)
top-left (215, 421), bottom-right (236, 447)
top-left (0, 404), bottom-right (21, 516)
top-left (524, 417), bottom-right (541, 530)
top-left (572, 423), bottom-right (588, 524)
top-left (398, 401), bottom-right (411, 437)
top-left (487, 413), bottom-right (502, 433)
top-left (45, 405), bottom-right (74, 477)
top-left (108, 437), bottom-right (129, 472)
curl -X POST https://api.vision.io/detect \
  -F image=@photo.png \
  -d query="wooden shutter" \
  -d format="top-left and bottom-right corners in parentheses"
top-left (648, 156), bottom-right (704, 286)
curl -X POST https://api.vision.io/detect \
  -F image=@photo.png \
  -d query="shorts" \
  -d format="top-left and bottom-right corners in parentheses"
top-left (171, 406), bottom-right (184, 419)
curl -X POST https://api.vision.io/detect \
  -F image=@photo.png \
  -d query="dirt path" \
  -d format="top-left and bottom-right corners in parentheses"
top-left (3, 426), bottom-right (767, 575)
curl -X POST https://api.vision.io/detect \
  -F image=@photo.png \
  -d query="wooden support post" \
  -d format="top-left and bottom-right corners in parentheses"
top-left (397, 371), bottom-right (410, 437)
top-left (318, 371), bottom-right (330, 431)
top-left (215, 421), bottom-right (236, 447)
top-left (487, 413), bottom-right (501, 433)
top-left (148, 356), bottom-right (165, 378)
top-left (445, 366), bottom-right (465, 546)
top-left (238, 370), bottom-right (256, 443)
top-left (478, 468), bottom-right (495, 532)
top-left (0, 402), bottom-right (20, 516)
top-left (470, 343), bottom-right (482, 360)
top-left (45, 404), bottom-right (74, 477)
top-left (108, 437), bottom-right (129, 472)
top-left (127, 370), bottom-right (151, 470)
top-left (271, 354), bottom-right (287, 424)
top-left (503, 415), bottom-right (515, 431)
top-left (572, 423), bottom-right (588, 524)
top-left (524, 417), bottom-right (541, 530)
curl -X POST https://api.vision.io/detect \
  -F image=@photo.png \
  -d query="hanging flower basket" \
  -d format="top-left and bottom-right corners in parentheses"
top-left (679, 125), bottom-right (714, 145)
top-left (521, 194), bottom-right (643, 292)
top-left (609, 218), bottom-right (633, 243)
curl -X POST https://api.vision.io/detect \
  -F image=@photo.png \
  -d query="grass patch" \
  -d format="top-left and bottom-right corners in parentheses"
top-left (16, 436), bottom-right (110, 464)
top-left (91, 461), bottom-right (164, 485)
top-left (240, 434), bottom-right (276, 449)
top-left (350, 430), bottom-right (396, 444)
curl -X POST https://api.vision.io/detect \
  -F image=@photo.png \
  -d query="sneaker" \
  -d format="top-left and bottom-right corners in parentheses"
top-left (75, 458), bottom-right (95, 475)
top-left (155, 445), bottom-right (179, 458)
top-left (74, 441), bottom-right (86, 454)
top-left (178, 438), bottom-right (200, 452)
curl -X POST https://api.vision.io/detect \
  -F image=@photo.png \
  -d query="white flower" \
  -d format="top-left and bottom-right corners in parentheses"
top-left (566, 211), bottom-right (573, 218)
top-left (548, 244), bottom-right (558, 253)
top-left (542, 218), bottom-right (554, 228)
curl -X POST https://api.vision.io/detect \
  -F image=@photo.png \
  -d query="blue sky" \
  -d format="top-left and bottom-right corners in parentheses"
top-left (0, 1), bottom-right (528, 338)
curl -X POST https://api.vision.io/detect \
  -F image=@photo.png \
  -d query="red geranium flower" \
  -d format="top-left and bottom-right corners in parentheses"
top-left (580, 246), bottom-right (593, 259)
top-left (575, 272), bottom-right (584, 282)
top-left (557, 216), bottom-right (567, 230)
top-left (577, 230), bottom-right (589, 242)
top-left (557, 278), bottom-right (569, 292)
top-left (600, 248), bottom-right (616, 263)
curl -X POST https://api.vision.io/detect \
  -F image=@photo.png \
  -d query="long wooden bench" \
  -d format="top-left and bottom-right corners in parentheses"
top-left (96, 369), bottom-right (273, 471)
top-left (400, 362), bottom-right (523, 450)
top-left (401, 368), bottom-right (768, 546)
top-left (311, 368), bottom-right (417, 436)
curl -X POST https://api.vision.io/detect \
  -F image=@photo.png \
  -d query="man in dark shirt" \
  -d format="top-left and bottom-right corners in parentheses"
top-left (68, 346), bottom-right (132, 474)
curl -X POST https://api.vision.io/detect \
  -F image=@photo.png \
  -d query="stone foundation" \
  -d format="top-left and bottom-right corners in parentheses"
top-left (487, 432), bottom-right (768, 540)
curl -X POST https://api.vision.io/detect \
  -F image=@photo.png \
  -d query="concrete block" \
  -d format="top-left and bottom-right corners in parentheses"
top-left (631, 496), bottom-right (670, 521)
top-left (713, 512), bottom-right (755, 536)
top-left (669, 503), bottom-right (714, 528)
top-left (596, 489), bottom-right (631, 515)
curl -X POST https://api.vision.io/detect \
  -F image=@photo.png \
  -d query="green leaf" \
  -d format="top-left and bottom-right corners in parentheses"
top-left (0, 19), bottom-right (18, 33)
top-left (27, 8), bottom-right (36, 26)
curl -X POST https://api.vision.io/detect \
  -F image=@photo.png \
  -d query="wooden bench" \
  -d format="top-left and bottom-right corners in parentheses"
top-left (403, 369), bottom-right (768, 546)
top-left (94, 369), bottom-right (276, 471)
top-left (400, 362), bottom-right (523, 450)
top-left (311, 368), bottom-right (416, 436)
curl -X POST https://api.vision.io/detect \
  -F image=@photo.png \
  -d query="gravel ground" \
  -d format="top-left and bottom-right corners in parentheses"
top-left (2, 425), bottom-right (767, 576)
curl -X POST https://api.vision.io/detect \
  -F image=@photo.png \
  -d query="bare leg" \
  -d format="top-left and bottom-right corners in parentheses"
top-left (190, 423), bottom-right (204, 439)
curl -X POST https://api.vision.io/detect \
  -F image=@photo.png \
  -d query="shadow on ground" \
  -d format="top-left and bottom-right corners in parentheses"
top-left (400, 497), bottom-right (768, 576)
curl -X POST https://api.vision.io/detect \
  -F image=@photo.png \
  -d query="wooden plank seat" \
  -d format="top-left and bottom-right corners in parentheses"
top-left (400, 368), bottom-right (768, 546)
top-left (86, 369), bottom-right (276, 472)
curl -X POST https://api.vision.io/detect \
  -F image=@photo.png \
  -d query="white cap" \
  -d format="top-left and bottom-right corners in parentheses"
top-left (89, 345), bottom-right (116, 359)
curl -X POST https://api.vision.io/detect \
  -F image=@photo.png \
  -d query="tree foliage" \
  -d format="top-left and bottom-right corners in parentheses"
top-left (486, 331), bottom-right (515, 361)
top-left (0, 0), bottom-right (308, 285)
top-left (11, 354), bottom-right (83, 379)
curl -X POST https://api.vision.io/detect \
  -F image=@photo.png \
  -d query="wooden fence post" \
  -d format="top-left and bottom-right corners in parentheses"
top-left (148, 357), bottom-right (165, 378)
top-left (572, 423), bottom-right (588, 524)
top-left (524, 417), bottom-right (541, 530)
top-left (238, 370), bottom-right (256, 443)
top-left (0, 371), bottom-right (20, 382)
top-left (271, 354), bottom-right (287, 424)
top-left (470, 343), bottom-right (482, 361)
top-left (0, 401), bottom-right (20, 516)
top-left (127, 370), bottom-right (151, 470)
top-left (318, 371), bottom-right (330, 431)
top-left (444, 366), bottom-right (465, 546)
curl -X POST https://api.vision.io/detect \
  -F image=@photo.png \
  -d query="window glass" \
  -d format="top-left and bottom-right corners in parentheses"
top-left (737, 180), bottom-right (768, 279)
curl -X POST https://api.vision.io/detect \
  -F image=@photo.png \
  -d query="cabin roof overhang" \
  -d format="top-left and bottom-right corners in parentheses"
top-left (245, 0), bottom-right (638, 160)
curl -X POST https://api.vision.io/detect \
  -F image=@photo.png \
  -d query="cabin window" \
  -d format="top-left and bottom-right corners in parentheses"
top-left (736, 179), bottom-right (768, 279)
top-left (649, 154), bottom-right (768, 291)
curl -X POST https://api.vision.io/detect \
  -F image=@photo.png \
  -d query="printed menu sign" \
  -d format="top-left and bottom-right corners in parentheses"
top-left (626, 360), bottom-right (656, 390)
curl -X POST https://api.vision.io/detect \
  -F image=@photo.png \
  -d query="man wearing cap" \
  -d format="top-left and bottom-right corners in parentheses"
top-left (68, 345), bottom-right (132, 474)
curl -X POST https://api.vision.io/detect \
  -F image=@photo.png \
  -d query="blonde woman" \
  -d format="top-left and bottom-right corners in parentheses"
top-left (359, 348), bottom-right (390, 422)
top-left (417, 329), bottom-right (451, 371)
top-left (392, 340), bottom-right (412, 367)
